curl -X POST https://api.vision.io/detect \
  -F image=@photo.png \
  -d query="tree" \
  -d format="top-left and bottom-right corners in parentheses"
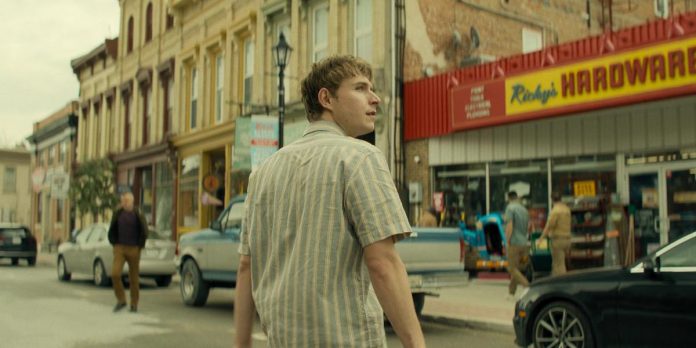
top-left (69, 158), bottom-right (119, 224)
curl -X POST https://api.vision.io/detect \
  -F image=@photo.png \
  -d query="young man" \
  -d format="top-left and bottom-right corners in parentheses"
top-left (234, 55), bottom-right (425, 348)
top-left (108, 191), bottom-right (149, 313)
top-left (539, 192), bottom-right (572, 275)
top-left (504, 191), bottom-right (530, 299)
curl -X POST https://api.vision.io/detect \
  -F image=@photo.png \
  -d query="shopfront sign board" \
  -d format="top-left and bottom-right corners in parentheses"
top-left (451, 36), bottom-right (696, 131)
top-left (573, 180), bottom-right (596, 197)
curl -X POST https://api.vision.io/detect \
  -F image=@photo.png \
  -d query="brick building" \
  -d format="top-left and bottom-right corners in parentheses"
top-left (402, 0), bottom-right (696, 258)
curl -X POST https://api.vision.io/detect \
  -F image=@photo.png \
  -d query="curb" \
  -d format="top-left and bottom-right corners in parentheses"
top-left (421, 314), bottom-right (513, 334)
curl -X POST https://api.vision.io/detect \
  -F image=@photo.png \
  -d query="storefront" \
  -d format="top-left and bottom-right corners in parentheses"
top-left (112, 142), bottom-right (176, 240)
top-left (405, 13), bottom-right (696, 257)
top-left (172, 122), bottom-right (242, 237)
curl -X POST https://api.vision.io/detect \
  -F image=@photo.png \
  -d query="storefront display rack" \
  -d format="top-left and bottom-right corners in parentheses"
top-left (569, 196), bottom-right (606, 270)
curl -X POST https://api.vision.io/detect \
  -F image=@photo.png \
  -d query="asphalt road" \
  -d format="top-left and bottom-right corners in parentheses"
top-left (0, 260), bottom-right (516, 347)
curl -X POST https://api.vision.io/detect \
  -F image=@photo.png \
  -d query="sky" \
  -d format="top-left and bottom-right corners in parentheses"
top-left (0, 1), bottom-right (120, 148)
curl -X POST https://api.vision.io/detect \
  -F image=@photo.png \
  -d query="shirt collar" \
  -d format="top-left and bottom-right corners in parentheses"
top-left (303, 120), bottom-right (347, 137)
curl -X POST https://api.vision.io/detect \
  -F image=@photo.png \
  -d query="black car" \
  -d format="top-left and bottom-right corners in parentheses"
top-left (0, 224), bottom-right (37, 266)
top-left (513, 231), bottom-right (696, 348)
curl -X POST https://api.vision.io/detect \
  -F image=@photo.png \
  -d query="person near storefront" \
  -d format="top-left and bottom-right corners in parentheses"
top-left (539, 191), bottom-right (572, 275)
top-left (504, 191), bottom-right (530, 299)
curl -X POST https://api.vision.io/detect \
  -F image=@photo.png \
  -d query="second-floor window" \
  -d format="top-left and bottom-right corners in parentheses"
top-left (243, 40), bottom-right (254, 112)
top-left (145, 3), bottom-right (153, 43)
top-left (166, 11), bottom-right (174, 30)
top-left (124, 97), bottom-right (131, 150)
top-left (56, 199), bottom-right (64, 223)
top-left (215, 54), bottom-right (224, 124)
top-left (312, 4), bottom-right (329, 62)
top-left (354, 0), bottom-right (373, 63)
top-left (143, 89), bottom-right (151, 144)
top-left (522, 28), bottom-right (542, 54)
top-left (127, 16), bottom-right (134, 54)
top-left (48, 145), bottom-right (55, 165)
top-left (163, 78), bottom-right (173, 135)
top-left (59, 141), bottom-right (66, 163)
top-left (190, 67), bottom-right (198, 129)
top-left (3, 167), bottom-right (16, 193)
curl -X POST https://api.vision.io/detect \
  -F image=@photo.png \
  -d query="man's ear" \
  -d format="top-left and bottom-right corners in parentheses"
top-left (318, 87), bottom-right (333, 111)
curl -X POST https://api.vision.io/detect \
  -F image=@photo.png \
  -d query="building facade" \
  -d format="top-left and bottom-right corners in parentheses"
top-left (69, 0), bottom-right (405, 239)
top-left (25, 102), bottom-right (79, 249)
top-left (403, 0), bottom-right (696, 262)
top-left (0, 148), bottom-right (31, 228)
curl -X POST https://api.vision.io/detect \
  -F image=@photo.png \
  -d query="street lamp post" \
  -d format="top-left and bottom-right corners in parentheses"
top-left (273, 32), bottom-right (292, 149)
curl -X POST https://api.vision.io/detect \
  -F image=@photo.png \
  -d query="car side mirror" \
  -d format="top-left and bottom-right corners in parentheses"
top-left (210, 220), bottom-right (222, 231)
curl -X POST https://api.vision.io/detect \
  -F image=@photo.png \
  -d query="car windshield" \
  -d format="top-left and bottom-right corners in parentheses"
top-left (223, 201), bottom-right (245, 228)
top-left (0, 228), bottom-right (28, 238)
top-left (633, 231), bottom-right (696, 266)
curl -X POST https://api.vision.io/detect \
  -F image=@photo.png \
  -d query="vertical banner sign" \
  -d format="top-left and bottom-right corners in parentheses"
top-left (233, 117), bottom-right (251, 171)
top-left (250, 115), bottom-right (279, 171)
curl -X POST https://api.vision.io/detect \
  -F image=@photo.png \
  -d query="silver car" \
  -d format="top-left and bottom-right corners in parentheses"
top-left (56, 223), bottom-right (176, 287)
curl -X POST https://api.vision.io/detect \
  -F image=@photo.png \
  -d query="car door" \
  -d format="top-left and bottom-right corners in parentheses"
top-left (206, 200), bottom-right (244, 280)
top-left (65, 227), bottom-right (93, 274)
top-left (84, 225), bottom-right (110, 269)
top-left (617, 234), bottom-right (696, 347)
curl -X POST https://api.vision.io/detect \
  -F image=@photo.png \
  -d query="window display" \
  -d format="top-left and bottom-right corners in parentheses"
top-left (433, 163), bottom-right (486, 227)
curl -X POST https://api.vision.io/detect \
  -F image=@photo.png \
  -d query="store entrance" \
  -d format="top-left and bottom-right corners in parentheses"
top-left (627, 161), bottom-right (696, 254)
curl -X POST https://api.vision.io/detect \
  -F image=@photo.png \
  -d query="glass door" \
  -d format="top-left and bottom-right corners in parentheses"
top-left (628, 172), bottom-right (665, 258)
top-left (665, 168), bottom-right (696, 242)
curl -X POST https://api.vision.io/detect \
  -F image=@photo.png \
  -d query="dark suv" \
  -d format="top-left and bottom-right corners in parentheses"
top-left (0, 224), bottom-right (37, 266)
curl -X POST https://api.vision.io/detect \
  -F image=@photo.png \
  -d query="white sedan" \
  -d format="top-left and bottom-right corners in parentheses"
top-left (57, 223), bottom-right (176, 287)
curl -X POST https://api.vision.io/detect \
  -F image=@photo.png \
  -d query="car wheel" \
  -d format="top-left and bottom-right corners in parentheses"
top-left (11, 257), bottom-right (18, 266)
top-left (412, 293), bottom-right (426, 317)
top-left (533, 301), bottom-right (594, 348)
top-left (93, 260), bottom-right (111, 287)
top-left (57, 256), bottom-right (71, 281)
top-left (180, 259), bottom-right (209, 306)
top-left (27, 257), bottom-right (36, 266)
top-left (155, 275), bottom-right (172, 287)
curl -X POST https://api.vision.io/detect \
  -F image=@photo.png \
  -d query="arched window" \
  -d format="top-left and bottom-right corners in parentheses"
top-left (127, 16), bottom-right (134, 53)
top-left (145, 3), bottom-right (153, 43)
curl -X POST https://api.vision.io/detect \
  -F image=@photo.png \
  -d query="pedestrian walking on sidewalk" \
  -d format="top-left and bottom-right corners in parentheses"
top-left (234, 55), bottom-right (425, 348)
top-left (504, 191), bottom-right (530, 298)
top-left (539, 192), bottom-right (572, 276)
top-left (108, 191), bottom-right (149, 313)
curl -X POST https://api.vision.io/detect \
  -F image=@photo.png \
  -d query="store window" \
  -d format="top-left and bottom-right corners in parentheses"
top-left (179, 154), bottom-right (200, 227)
top-left (155, 163), bottom-right (173, 238)
top-left (489, 159), bottom-right (548, 219)
top-left (551, 155), bottom-right (616, 199)
top-left (433, 163), bottom-right (487, 227)
top-left (140, 167), bottom-right (153, 225)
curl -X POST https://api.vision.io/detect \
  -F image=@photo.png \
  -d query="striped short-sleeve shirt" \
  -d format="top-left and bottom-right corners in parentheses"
top-left (238, 120), bottom-right (412, 347)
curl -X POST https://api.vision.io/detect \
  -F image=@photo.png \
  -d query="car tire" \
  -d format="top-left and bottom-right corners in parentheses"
top-left (180, 259), bottom-right (209, 306)
top-left (27, 257), bottom-right (36, 266)
top-left (412, 293), bottom-right (426, 317)
top-left (155, 275), bottom-right (173, 287)
top-left (57, 256), bottom-right (71, 281)
top-left (11, 257), bottom-right (18, 266)
top-left (533, 301), bottom-right (594, 348)
top-left (93, 260), bottom-right (111, 287)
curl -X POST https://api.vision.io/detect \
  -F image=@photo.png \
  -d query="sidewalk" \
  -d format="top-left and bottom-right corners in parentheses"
top-left (420, 275), bottom-right (515, 334)
top-left (39, 251), bottom-right (514, 333)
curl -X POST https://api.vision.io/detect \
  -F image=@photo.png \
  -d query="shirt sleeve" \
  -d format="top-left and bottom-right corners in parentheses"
top-left (344, 151), bottom-right (412, 247)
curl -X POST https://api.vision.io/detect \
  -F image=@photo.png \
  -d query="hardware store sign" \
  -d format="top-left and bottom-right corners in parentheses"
top-left (451, 36), bottom-right (696, 130)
